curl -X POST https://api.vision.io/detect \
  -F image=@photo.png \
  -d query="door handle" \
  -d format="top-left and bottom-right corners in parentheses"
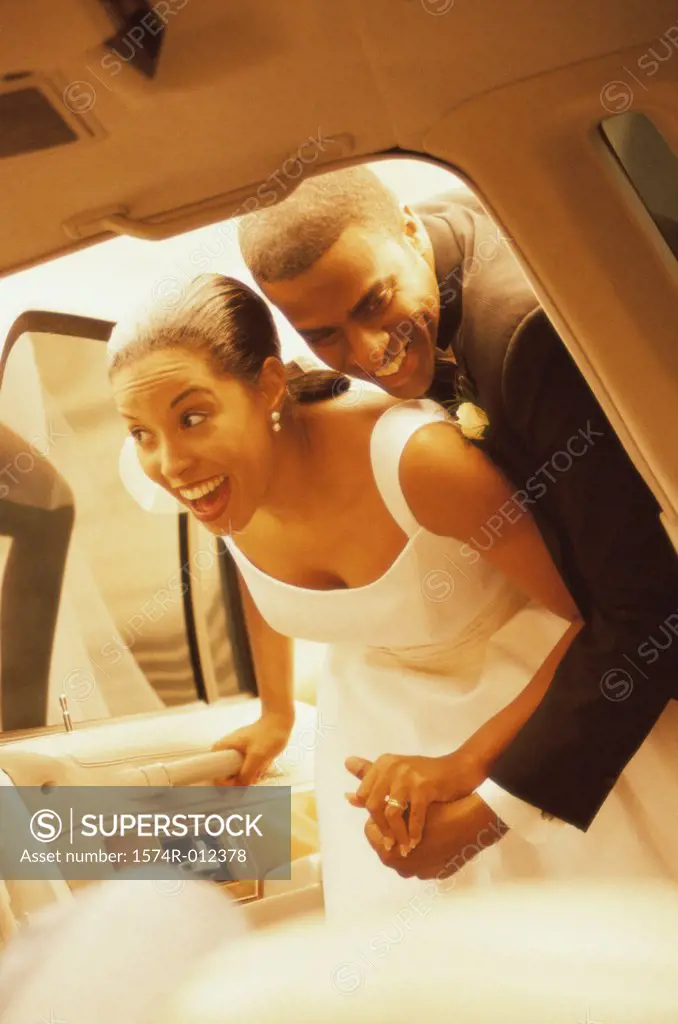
top-left (117, 748), bottom-right (245, 787)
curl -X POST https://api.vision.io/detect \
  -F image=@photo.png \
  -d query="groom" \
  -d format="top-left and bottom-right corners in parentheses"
top-left (238, 166), bottom-right (678, 879)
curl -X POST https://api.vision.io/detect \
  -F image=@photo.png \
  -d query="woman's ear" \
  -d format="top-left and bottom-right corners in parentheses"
top-left (258, 356), bottom-right (288, 412)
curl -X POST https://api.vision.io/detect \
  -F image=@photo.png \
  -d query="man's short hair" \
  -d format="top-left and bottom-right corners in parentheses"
top-left (238, 165), bottom-right (403, 284)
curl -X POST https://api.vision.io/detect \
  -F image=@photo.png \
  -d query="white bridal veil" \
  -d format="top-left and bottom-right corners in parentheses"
top-left (0, 333), bottom-right (163, 729)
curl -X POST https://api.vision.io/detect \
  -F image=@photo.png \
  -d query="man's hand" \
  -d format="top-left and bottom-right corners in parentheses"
top-left (364, 793), bottom-right (509, 880)
top-left (345, 752), bottom-right (486, 854)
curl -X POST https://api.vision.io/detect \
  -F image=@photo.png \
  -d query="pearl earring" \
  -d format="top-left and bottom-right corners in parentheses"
top-left (271, 410), bottom-right (281, 433)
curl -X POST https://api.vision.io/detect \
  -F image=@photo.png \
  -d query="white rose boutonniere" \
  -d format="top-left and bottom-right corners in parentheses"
top-left (455, 401), bottom-right (490, 440)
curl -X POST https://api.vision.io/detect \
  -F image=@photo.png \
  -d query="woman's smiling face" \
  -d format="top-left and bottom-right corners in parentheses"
top-left (111, 347), bottom-right (279, 534)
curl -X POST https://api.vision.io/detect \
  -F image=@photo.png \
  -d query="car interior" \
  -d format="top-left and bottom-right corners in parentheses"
top-left (0, 1), bottom-right (677, 1020)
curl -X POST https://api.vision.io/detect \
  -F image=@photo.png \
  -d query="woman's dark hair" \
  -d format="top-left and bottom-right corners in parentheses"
top-left (108, 273), bottom-right (351, 404)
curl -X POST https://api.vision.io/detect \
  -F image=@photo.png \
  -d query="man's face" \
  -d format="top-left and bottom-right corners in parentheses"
top-left (262, 216), bottom-right (441, 398)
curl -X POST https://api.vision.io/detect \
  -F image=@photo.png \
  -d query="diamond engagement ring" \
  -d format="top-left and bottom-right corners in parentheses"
top-left (384, 795), bottom-right (406, 810)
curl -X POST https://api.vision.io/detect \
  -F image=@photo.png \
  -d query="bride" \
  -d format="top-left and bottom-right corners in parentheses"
top-left (109, 273), bottom-right (678, 920)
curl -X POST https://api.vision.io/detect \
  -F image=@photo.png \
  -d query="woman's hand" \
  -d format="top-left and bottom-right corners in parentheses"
top-left (212, 711), bottom-right (294, 786)
top-left (345, 751), bottom-right (486, 855)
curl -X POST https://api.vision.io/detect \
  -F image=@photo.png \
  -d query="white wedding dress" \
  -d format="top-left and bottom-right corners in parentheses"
top-left (224, 400), bottom-right (678, 921)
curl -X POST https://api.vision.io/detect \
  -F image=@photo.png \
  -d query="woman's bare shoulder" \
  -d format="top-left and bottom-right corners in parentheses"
top-left (301, 388), bottom-right (402, 483)
top-left (312, 386), bottom-right (400, 433)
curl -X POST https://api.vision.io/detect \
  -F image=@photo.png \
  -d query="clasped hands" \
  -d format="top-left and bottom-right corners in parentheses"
top-left (345, 751), bottom-right (508, 879)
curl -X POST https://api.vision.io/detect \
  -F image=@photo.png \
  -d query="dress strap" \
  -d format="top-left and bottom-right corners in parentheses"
top-left (369, 399), bottom-right (451, 538)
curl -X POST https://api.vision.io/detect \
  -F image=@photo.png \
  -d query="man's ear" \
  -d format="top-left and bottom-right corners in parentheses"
top-left (402, 205), bottom-right (426, 252)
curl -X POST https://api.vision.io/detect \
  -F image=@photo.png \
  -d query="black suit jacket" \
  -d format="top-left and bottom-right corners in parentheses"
top-left (418, 192), bottom-right (678, 830)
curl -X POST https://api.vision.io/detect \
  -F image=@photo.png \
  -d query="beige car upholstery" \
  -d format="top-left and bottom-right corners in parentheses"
top-left (0, 699), bottom-right (319, 941)
top-left (0, 698), bottom-right (314, 787)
